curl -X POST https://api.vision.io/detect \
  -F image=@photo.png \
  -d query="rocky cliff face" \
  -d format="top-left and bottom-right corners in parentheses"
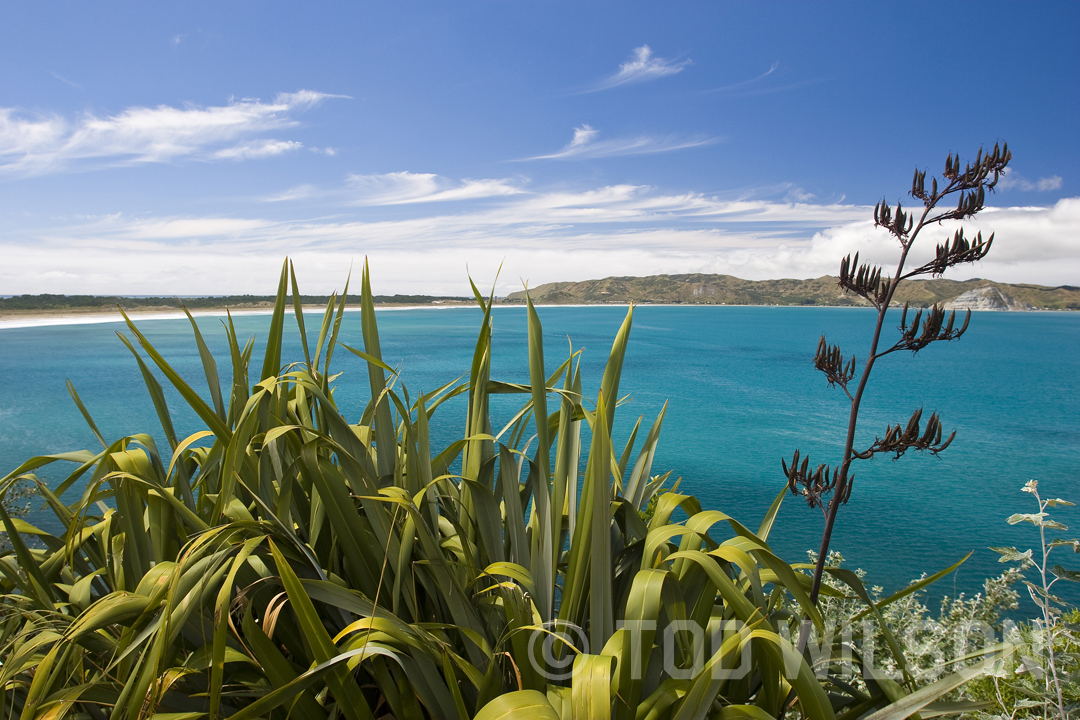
top-left (943, 286), bottom-right (1033, 311)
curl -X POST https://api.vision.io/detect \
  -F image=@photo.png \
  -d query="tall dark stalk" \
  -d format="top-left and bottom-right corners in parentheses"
top-left (781, 143), bottom-right (1012, 604)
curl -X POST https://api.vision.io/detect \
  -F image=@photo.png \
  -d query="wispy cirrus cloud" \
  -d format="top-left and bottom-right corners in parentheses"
top-left (265, 171), bottom-right (526, 205)
top-left (703, 61), bottom-right (779, 94)
top-left (0, 90), bottom-right (344, 175)
top-left (999, 168), bottom-right (1063, 192)
top-left (702, 62), bottom-right (824, 98)
top-left (527, 124), bottom-right (715, 160)
top-left (346, 171), bottom-right (525, 205)
top-left (51, 72), bottom-right (82, 90)
top-left (19, 183), bottom-right (869, 261)
top-left (782, 184), bottom-right (816, 203)
top-left (264, 184), bottom-right (321, 203)
top-left (213, 139), bottom-right (302, 160)
top-left (589, 45), bottom-right (691, 92)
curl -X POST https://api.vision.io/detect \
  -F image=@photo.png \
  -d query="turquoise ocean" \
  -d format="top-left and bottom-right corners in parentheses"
top-left (1, 305), bottom-right (1078, 605)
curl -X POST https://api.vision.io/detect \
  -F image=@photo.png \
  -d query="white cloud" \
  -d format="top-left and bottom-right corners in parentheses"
top-left (3, 182), bottom-right (1077, 296)
top-left (264, 184), bottom-right (321, 203)
top-left (275, 90), bottom-right (339, 111)
top-left (692, 199), bottom-right (1080, 284)
top-left (999, 168), bottom-right (1064, 192)
top-left (560, 125), bottom-right (597, 153)
top-left (591, 45), bottom-right (691, 91)
top-left (345, 171), bottom-right (525, 205)
top-left (263, 171), bottom-right (525, 205)
top-left (784, 185), bottom-right (816, 203)
top-left (0, 90), bottom-right (344, 175)
top-left (213, 139), bottom-right (302, 160)
top-left (51, 72), bottom-right (82, 90)
top-left (704, 61), bottom-right (779, 94)
top-left (528, 124), bottom-right (715, 160)
top-left (121, 216), bottom-right (276, 239)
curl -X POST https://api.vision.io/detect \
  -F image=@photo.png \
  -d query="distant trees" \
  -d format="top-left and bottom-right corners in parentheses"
top-left (0, 293), bottom-right (470, 311)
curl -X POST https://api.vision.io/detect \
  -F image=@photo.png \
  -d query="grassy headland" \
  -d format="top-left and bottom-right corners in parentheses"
top-left (6, 276), bottom-right (1078, 321)
top-left (505, 274), bottom-right (1080, 309)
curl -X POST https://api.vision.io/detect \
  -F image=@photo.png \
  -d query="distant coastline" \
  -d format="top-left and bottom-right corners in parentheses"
top-left (0, 302), bottom-right (479, 330)
top-left (5, 301), bottom-right (1077, 332)
top-left (4, 273), bottom-right (1078, 330)
top-left (0, 293), bottom-right (477, 329)
top-left (504, 273), bottom-right (1080, 311)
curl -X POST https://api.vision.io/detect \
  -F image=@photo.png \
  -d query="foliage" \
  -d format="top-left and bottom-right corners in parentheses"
top-left (0, 479), bottom-right (37, 553)
top-left (782, 488), bottom-right (1080, 720)
top-left (0, 261), bottom-right (1006, 719)
top-left (780, 143), bottom-right (1013, 604)
top-left (983, 481), bottom-right (1080, 719)
top-left (960, 610), bottom-right (1080, 720)
top-left (786, 552), bottom-right (1019, 703)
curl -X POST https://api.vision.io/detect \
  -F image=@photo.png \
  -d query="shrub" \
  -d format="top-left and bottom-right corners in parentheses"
top-left (982, 481), bottom-right (1080, 719)
top-left (0, 261), bottom-right (1004, 719)
top-left (0, 479), bottom-right (37, 554)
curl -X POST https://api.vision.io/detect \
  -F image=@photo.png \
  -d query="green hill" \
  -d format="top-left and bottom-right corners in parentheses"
top-left (505, 274), bottom-right (1080, 310)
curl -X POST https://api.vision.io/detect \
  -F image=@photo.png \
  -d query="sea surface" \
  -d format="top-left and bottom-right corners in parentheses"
top-left (1, 305), bottom-right (1078, 607)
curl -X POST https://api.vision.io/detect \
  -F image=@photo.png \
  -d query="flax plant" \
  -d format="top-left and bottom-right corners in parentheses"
top-left (0, 261), bottom-right (1004, 719)
top-left (782, 143), bottom-right (1013, 605)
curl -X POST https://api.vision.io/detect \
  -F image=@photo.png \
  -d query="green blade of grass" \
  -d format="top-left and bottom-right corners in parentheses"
top-left (588, 390), bottom-right (613, 651)
top-left (267, 539), bottom-right (376, 720)
top-left (312, 291), bottom-right (338, 376)
top-left (289, 260), bottom-right (313, 368)
top-left (179, 302), bottom-right (226, 422)
top-left (862, 649), bottom-right (1012, 720)
top-left (259, 260), bottom-right (289, 382)
top-left (360, 259), bottom-right (397, 480)
top-left (475, 690), bottom-right (560, 720)
top-left (572, 654), bottom-right (614, 720)
top-left (65, 380), bottom-right (107, 449)
top-left (116, 333), bottom-right (180, 452)
top-left (623, 402), bottom-right (667, 510)
top-left (525, 289), bottom-right (554, 620)
top-left (850, 551), bottom-right (973, 622)
top-left (599, 305), bottom-right (633, 431)
top-left (120, 308), bottom-right (232, 441)
top-left (321, 272), bottom-right (350, 380)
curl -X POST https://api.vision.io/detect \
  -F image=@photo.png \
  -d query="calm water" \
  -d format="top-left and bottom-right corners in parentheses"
top-left (1, 306), bottom-right (1078, 604)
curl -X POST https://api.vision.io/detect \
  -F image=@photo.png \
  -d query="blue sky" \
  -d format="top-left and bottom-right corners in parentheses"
top-left (1, 2), bottom-right (1077, 296)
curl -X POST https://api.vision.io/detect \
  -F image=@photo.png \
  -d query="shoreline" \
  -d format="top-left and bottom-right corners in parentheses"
top-left (1, 301), bottom-right (1066, 330)
top-left (0, 303), bottom-right (476, 330)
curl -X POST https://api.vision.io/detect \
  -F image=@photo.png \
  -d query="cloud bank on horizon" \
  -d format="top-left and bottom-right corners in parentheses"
top-left (3, 180), bottom-right (1077, 296)
top-left (0, 3), bottom-right (1076, 297)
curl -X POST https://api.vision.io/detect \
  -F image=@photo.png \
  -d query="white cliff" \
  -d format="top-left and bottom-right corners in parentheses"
top-left (943, 286), bottom-right (1033, 311)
